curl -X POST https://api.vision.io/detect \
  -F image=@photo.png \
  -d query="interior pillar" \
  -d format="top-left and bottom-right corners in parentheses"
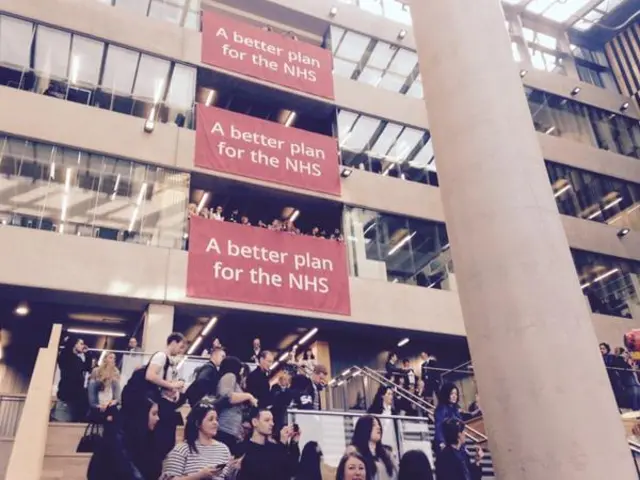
top-left (406, 0), bottom-right (635, 477)
top-left (142, 304), bottom-right (175, 353)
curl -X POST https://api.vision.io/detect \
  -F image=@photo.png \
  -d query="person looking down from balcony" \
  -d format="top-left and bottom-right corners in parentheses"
top-left (348, 415), bottom-right (397, 480)
top-left (434, 383), bottom-right (463, 455)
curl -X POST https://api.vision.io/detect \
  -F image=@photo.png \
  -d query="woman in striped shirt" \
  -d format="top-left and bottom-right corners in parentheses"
top-left (161, 401), bottom-right (231, 480)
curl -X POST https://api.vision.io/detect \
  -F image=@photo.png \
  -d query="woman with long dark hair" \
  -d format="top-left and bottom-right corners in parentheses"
top-left (349, 415), bottom-right (397, 480)
top-left (295, 441), bottom-right (323, 480)
top-left (215, 356), bottom-right (258, 454)
top-left (398, 450), bottom-right (434, 480)
top-left (336, 451), bottom-right (372, 480)
top-left (367, 387), bottom-right (396, 416)
top-left (161, 401), bottom-right (231, 479)
top-left (88, 396), bottom-right (162, 480)
top-left (434, 383), bottom-right (463, 454)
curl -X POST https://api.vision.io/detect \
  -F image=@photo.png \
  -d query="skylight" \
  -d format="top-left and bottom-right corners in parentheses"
top-left (503, 0), bottom-right (630, 31)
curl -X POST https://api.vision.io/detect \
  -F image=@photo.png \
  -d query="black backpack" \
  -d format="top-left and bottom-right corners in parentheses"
top-left (185, 362), bottom-right (219, 406)
top-left (121, 352), bottom-right (170, 410)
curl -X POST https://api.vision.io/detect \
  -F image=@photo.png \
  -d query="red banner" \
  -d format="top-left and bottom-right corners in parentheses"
top-left (187, 217), bottom-right (351, 315)
top-left (201, 11), bottom-right (334, 99)
top-left (195, 105), bottom-right (341, 196)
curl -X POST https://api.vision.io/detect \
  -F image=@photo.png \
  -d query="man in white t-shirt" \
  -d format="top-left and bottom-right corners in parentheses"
top-left (145, 332), bottom-right (186, 458)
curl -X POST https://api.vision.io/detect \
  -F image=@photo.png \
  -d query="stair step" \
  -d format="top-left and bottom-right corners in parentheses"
top-left (42, 454), bottom-right (91, 480)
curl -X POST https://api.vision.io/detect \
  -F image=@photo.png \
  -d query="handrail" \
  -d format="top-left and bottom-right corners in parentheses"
top-left (440, 360), bottom-right (474, 380)
top-left (5, 324), bottom-right (62, 480)
top-left (341, 365), bottom-right (489, 444)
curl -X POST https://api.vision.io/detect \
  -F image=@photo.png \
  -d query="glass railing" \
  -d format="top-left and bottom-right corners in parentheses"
top-left (90, 0), bottom-right (202, 31)
top-left (526, 88), bottom-right (640, 159)
top-left (0, 394), bottom-right (26, 438)
top-left (0, 134), bottom-right (190, 251)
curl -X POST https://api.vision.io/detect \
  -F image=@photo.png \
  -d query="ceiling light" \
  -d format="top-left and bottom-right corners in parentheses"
top-left (201, 316), bottom-right (218, 336)
top-left (329, 6), bottom-right (338, 17)
top-left (289, 209), bottom-right (300, 223)
top-left (570, 87), bottom-right (581, 96)
top-left (388, 231), bottom-right (416, 256)
top-left (187, 336), bottom-right (203, 355)
top-left (144, 107), bottom-right (156, 133)
top-left (620, 102), bottom-right (630, 112)
top-left (544, 125), bottom-right (556, 135)
top-left (398, 29), bottom-right (407, 40)
top-left (284, 111), bottom-right (297, 128)
top-left (270, 361), bottom-right (280, 371)
top-left (617, 227), bottom-right (631, 238)
top-left (298, 327), bottom-right (319, 346)
top-left (67, 328), bottom-right (126, 337)
top-left (340, 167), bottom-right (352, 178)
top-left (196, 192), bottom-right (210, 214)
top-left (397, 337), bottom-right (410, 347)
top-left (594, 268), bottom-right (619, 283)
top-left (14, 303), bottom-right (29, 317)
top-left (205, 89), bottom-right (217, 107)
top-left (143, 118), bottom-right (155, 133)
top-left (519, 69), bottom-right (528, 78)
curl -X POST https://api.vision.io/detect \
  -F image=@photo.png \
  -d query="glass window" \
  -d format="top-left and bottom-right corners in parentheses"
top-left (148, 0), bottom-right (184, 24)
top-left (166, 63), bottom-right (196, 110)
top-left (573, 250), bottom-right (640, 319)
top-left (345, 207), bottom-right (450, 288)
top-left (116, 0), bottom-right (150, 15)
top-left (0, 133), bottom-right (189, 249)
top-left (547, 161), bottom-right (640, 232)
top-left (338, 110), bottom-right (437, 185)
top-left (0, 16), bottom-right (33, 69)
top-left (34, 26), bottom-right (71, 79)
top-left (133, 54), bottom-right (170, 101)
top-left (102, 45), bottom-right (139, 94)
top-left (69, 35), bottom-right (104, 85)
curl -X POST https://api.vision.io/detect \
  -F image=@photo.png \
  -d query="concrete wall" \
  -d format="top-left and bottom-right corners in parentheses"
top-left (0, 226), bottom-right (635, 342)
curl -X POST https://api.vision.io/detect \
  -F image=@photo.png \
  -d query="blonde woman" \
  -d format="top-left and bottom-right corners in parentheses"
top-left (88, 352), bottom-right (121, 423)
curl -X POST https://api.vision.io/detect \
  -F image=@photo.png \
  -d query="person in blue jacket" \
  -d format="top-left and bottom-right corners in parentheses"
top-left (434, 383), bottom-right (463, 454)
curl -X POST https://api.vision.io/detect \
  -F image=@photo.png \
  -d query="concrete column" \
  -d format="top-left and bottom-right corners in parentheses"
top-left (142, 304), bottom-right (175, 352)
top-left (406, 1), bottom-right (635, 478)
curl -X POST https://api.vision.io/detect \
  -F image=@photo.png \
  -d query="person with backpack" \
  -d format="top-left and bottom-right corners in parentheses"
top-left (186, 347), bottom-right (226, 406)
top-left (121, 332), bottom-right (186, 459)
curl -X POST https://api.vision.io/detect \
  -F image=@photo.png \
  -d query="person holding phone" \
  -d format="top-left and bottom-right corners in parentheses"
top-left (161, 400), bottom-right (231, 480)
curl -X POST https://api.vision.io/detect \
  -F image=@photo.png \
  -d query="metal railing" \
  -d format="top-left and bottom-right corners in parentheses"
top-left (331, 365), bottom-right (488, 444)
top-left (0, 394), bottom-right (26, 438)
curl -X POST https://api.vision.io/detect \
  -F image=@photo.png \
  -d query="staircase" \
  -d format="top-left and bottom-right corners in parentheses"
top-left (41, 422), bottom-right (185, 480)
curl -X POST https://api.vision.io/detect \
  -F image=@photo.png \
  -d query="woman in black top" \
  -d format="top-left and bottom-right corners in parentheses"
top-left (295, 441), bottom-right (323, 480)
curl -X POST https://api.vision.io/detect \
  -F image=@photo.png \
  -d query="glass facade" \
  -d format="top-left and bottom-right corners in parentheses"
top-left (337, 110), bottom-right (438, 185)
top-left (344, 207), bottom-right (451, 288)
top-left (571, 44), bottom-right (618, 91)
top-left (522, 27), bottom-right (567, 76)
top-left (336, 0), bottom-right (412, 25)
top-left (0, 14), bottom-right (196, 128)
top-left (526, 88), bottom-right (640, 158)
top-left (93, 0), bottom-right (201, 30)
top-left (0, 135), bottom-right (190, 249)
top-left (573, 250), bottom-right (640, 319)
top-left (329, 26), bottom-right (422, 98)
top-left (547, 162), bottom-right (640, 231)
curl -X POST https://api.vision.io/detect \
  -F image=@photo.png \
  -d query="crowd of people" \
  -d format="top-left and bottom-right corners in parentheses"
top-left (187, 203), bottom-right (344, 241)
top-left (600, 342), bottom-right (640, 410)
top-left (54, 333), bottom-right (485, 479)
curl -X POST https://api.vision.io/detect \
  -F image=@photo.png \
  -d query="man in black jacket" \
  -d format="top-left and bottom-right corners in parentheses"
top-left (436, 419), bottom-right (483, 480)
top-left (246, 350), bottom-right (274, 408)
top-left (186, 347), bottom-right (226, 406)
top-left (236, 408), bottom-right (300, 480)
